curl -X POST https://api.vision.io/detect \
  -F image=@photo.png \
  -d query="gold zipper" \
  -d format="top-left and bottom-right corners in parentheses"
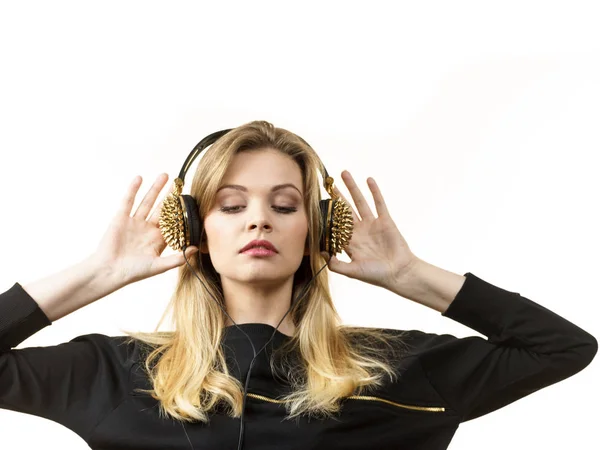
top-left (346, 395), bottom-right (445, 412)
top-left (246, 392), bottom-right (288, 404)
top-left (246, 392), bottom-right (445, 412)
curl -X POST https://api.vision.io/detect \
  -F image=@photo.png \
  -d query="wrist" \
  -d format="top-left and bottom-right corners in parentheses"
top-left (84, 254), bottom-right (128, 293)
top-left (387, 258), bottom-right (466, 314)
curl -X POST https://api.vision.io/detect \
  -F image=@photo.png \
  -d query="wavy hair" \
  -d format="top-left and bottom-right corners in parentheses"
top-left (121, 120), bottom-right (410, 423)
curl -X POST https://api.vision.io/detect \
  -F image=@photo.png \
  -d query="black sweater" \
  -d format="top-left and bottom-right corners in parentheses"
top-left (0, 272), bottom-right (597, 449)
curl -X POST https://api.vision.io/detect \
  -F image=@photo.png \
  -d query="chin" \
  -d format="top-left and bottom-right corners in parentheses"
top-left (241, 266), bottom-right (296, 280)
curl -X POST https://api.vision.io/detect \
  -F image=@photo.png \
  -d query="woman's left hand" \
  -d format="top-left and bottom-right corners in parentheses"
top-left (320, 170), bottom-right (420, 291)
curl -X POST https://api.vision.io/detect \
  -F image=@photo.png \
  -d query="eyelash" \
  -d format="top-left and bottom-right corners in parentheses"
top-left (219, 206), bottom-right (298, 214)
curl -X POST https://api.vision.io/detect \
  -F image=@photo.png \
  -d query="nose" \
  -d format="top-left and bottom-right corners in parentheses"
top-left (248, 221), bottom-right (272, 232)
top-left (247, 203), bottom-right (273, 232)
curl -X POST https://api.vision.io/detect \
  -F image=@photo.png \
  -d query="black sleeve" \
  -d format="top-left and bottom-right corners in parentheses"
top-left (414, 272), bottom-right (597, 423)
top-left (0, 282), bottom-right (131, 442)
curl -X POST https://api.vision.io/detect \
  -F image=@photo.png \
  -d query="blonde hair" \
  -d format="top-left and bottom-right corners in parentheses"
top-left (121, 120), bottom-right (410, 423)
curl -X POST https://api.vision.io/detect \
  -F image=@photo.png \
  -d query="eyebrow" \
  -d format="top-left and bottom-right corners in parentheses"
top-left (216, 183), bottom-right (302, 195)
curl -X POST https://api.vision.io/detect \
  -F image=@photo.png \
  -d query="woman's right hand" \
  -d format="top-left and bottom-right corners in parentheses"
top-left (92, 173), bottom-right (199, 287)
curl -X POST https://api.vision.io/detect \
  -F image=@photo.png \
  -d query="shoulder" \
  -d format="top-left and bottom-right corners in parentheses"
top-left (65, 333), bottom-right (148, 369)
top-left (340, 325), bottom-right (459, 359)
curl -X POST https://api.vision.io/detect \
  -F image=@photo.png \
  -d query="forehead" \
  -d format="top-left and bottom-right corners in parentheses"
top-left (220, 149), bottom-right (303, 193)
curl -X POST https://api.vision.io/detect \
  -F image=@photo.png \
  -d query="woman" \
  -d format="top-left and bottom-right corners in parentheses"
top-left (0, 120), bottom-right (596, 450)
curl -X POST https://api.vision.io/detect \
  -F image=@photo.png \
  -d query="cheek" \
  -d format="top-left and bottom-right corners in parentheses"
top-left (291, 215), bottom-right (309, 244)
top-left (202, 215), bottom-right (232, 246)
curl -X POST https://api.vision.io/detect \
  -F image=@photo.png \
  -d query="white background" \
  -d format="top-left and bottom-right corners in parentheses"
top-left (0, 1), bottom-right (598, 448)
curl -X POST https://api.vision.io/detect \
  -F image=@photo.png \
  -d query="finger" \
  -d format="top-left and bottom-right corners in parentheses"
top-left (366, 177), bottom-right (389, 218)
top-left (148, 178), bottom-right (176, 226)
top-left (341, 170), bottom-right (374, 220)
top-left (133, 173), bottom-right (169, 220)
top-left (116, 175), bottom-right (143, 218)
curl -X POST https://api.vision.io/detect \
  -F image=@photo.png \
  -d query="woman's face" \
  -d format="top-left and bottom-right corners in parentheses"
top-left (201, 148), bottom-right (309, 286)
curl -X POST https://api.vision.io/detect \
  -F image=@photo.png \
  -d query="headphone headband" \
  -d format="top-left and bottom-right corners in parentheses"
top-left (174, 128), bottom-right (337, 198)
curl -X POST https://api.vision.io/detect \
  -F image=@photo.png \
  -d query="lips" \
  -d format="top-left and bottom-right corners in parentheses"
top-left (240, 239), bottom-right (278, 253)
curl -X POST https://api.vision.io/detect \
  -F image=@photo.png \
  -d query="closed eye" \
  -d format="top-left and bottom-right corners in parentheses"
top-left (219, 206), bottom-right (297, 214)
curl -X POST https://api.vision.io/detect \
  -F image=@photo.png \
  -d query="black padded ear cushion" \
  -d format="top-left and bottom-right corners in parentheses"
top-left (181, 194), bottom-right (202, 248)
top-left (319, 198), bottom-right (333, 254)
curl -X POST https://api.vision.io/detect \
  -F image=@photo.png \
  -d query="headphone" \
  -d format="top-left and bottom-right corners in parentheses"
top-left (157, 127), bottom-right (354, 450)
top-left (158, 128), bottom-right (353, 257)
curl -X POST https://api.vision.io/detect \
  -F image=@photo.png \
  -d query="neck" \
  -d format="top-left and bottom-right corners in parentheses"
top-left (221, 276), bottom-right (296, 336)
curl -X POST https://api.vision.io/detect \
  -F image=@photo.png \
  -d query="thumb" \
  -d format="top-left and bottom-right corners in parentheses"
top-left (320, 251), bottom-right (357, 278)
top-left (321, 251), bottom-right (340, 270)
top-left (156, 246), bottom-right (199, 274)
top-left (182, 246), bottom-right (199, 263)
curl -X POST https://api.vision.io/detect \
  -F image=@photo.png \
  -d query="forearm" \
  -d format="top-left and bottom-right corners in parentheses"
top-left (387, 258), bottom-right (466, 313)
top-left (21, 256), bottom-right (123, 322)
